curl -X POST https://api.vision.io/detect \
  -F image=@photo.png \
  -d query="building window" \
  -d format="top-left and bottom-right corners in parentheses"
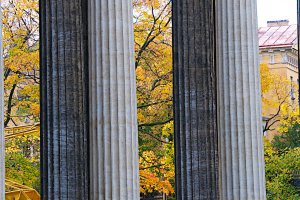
top-left (282, 53), bottom-right (288, 63)
top-left (270, 54), bottom-right (275, 64)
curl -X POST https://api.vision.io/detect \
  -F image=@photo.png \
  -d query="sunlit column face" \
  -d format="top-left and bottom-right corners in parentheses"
top-left (216, 0), bottom-right (266, 199)
top-left (88, 0), bottom-right (139, 199)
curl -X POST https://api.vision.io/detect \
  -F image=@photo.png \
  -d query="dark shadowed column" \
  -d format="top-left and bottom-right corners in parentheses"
top-left (173, 0), bottom-right (218, 199)
top-left (40, 0), bottom-right (89, 199)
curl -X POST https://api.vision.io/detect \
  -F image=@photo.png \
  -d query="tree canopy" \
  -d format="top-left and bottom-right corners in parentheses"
top-left (2, 0), bottom-right (40, 127)
top-left (133, 0), bottom-right (175, 196)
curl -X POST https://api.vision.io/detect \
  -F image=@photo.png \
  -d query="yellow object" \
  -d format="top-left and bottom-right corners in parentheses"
top-left (5, 179), bottom-right (40, 200)
top-left (4, 124), bottom-right (41, 200)
top-left (5, 124), bottom-right (40, 140)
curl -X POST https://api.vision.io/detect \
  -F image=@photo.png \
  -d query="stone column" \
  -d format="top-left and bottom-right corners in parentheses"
top-left (216, 0), bottom-right (266, 199)
top-left (0, 7), bottom-right (4, 199)
top-left (173, 0), bottom-right (219, 199)
top-left (88, 0), bottom-right (139, 199)
top-left (40, 0), bottom-right (89, 199)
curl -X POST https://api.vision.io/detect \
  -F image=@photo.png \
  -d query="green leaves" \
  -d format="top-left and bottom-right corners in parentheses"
top-left (134, 0), bottom-right (174, 196)
top-left (5, 152), bottom-right (40, 192)
top-left (265, 136), bottom-right (300, 199)
top-left (273, 123), bottom-right (300, 151)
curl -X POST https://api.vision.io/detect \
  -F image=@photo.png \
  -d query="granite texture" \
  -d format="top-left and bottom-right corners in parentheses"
top-left (40, 0), bottom-right (89, 199)
top-left (173, 0), bottom-right (219, 199)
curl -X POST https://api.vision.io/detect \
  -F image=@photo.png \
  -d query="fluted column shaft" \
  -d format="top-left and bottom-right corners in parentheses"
top-left (88, 0), bottom-right (139, 199)
top-left (216, 0), bottom-right (266, 199)
top-left (173, 1), bottom-right (219, 199)
top-left (0, 8), bottom-right (4, 199)
top-left (40, 0), bottom-right (89, 199)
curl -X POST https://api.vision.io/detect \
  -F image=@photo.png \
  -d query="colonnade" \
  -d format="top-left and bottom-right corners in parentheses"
top-left (0, 0), bottom-right (266, 199)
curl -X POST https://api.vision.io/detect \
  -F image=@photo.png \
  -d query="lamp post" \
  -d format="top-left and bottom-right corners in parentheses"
top-left (292, 170), bottom-right (300, 193)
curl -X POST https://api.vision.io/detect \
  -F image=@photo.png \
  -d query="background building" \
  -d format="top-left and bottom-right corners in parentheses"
top-left (259, 20), bottom-right (298, 138)
top-left (259, 20), bottom-right (297, 81)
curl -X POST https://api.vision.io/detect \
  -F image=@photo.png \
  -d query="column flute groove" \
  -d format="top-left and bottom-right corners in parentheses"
top-left (40, 0), bottom-right (89, 199)
top-left (216, 0), bottom-right (266, 199)
top-left (88, 0), bottom-right (139, 199)
top-left (173, 0), bottom-right (219, 199)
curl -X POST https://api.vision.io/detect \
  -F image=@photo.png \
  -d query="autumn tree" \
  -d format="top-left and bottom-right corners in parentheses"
top-left (2, 0), bottom-right (40, 191)
top-left (5, 134), bottom-right (40, 191)
top-left (260, 64), bottom-right (298, 133)
top-left (133, 0), bottom-right (174, 196)
top-left (264, 139), bottom-right (300, 199)
top-left (272, 122), bottom-right (300, 151)
top-left (2, 0), bottom-right (176, 196)
top-left (2, 0), bottom-right (39, 127)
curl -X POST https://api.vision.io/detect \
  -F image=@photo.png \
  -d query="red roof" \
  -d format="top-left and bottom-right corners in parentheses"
top-left (258, 25), bottom-right (297, 48)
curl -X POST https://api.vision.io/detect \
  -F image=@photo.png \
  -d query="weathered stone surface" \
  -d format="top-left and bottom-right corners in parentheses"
top-left (173, 0), bottom-right (219, 199)
top-left (40, 0), bottom-right (89, 199)
top-left (0, 8), bottom-right (4, 200)
top-left (216, 0), bottom-right (266, 199)
top-left (88, 0), bottom-right (139, 199)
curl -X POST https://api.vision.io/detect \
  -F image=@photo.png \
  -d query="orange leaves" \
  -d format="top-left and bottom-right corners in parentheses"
top-left (140, 169), bottom-right (174, 194)
top-left (134, 0), bottom-right (174, 195)
top-left (139, 151), bottom-right (174, 195)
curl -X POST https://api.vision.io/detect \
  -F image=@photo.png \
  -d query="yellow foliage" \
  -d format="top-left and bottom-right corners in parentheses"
top-left (139, 150), bottom-right (174, 195)
top-left (277, 108), bottom-right (300, 133)
top-left (260, 63), bottom-right (299, 133)
top-left (2, 0), bottom-right (40, 126)
top-left (134, 0), bottom-right (174, 195)
top-left (261, 65), bottom-right (292, 115)
top-left (260, 64), bottom-right (273, 94)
